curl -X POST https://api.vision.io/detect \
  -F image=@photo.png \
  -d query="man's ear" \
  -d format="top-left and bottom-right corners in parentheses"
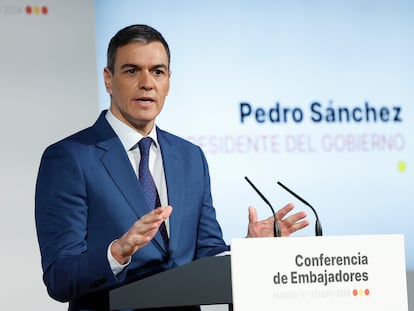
top-left (166, 70), bottom-right (172, 96)
top-left (103, 67), bottom-right (112, 95)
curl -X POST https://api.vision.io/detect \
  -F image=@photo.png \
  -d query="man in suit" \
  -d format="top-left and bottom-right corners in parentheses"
top-left (35, 24), bottom-right (309, 310)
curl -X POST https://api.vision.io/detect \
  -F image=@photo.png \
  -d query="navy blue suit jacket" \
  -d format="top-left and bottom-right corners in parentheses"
top-left (35, 111), bottom-right (229, 310)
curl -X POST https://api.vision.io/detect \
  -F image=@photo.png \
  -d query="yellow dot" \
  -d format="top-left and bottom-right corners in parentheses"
top-left (33, 6), bottom-right (40, 15)
top-left (398, 161), bottom-right (406, 172)
top-left (358, 289), bottom-right (364, 296)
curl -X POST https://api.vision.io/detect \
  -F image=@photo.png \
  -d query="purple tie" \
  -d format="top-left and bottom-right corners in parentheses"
top-left (138, 137), bottom-right (169, 249)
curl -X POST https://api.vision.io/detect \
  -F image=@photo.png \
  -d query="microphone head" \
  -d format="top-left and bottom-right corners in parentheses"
top-left (315, 219), bottom-right (323, 236)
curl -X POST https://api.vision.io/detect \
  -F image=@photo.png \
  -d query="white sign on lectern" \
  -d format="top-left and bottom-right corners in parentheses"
top-left (231, 235), bottom-right (408, 311)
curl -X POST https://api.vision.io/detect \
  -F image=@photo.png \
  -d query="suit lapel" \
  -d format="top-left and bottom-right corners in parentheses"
top-left (157, 129), bottom-right (186, 254)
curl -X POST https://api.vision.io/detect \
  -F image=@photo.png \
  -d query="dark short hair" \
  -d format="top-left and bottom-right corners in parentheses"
top-left (106, 24), bottom-right (170, 73)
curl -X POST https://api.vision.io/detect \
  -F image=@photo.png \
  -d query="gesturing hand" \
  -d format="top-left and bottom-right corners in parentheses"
top-left (247, 203), bottom-right (309, 238)
top-left (111, 206), bottom-right (172, 264)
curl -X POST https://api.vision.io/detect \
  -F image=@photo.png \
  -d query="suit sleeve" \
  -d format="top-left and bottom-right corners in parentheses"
top-left (194, 147), bottom-right (230, 259)
top-left (35, 142), bottom-right (121, 302)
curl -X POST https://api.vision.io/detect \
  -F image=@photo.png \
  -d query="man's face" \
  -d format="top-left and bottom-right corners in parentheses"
top-left (104, 41), bottom-right (170, 135)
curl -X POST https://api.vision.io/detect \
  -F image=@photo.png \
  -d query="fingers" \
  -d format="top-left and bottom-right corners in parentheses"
top-left (273, 203), bottom-right (311, 236)
top-left (144, 206), bottom-right (172, 224)
top-left (248, 206), bottom-right (258, 223)
top-left (292, 218), bottom-right (310, 232)
top-left (275, 203), bottom-right (295, 221)
top-left (159, 205), bottom-right (173, 219)
top-left (134, 206), bottom-right (172, 238)
top-left (280, 211), bottom-right (309, 236)
top-left (282, 210), bottom-right (307, 225)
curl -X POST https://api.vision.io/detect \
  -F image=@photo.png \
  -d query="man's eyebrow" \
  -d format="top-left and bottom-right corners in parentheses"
top-left (120, 63), bottom-right (140, 70)
top-left (151, 64), bottom-right (169, 71)
top-left (120, 63), bottom-right (169, 70)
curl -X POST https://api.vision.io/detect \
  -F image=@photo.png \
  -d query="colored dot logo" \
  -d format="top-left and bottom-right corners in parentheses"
top-left (353, 288), bottom-right (370, 296)
top-left (25, 5), bottom-right (48, 15)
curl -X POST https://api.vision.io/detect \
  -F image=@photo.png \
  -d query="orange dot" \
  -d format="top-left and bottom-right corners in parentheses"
top-left (33, 6), bottom-right (40, 15)
top-left (365, 289), bottom-right (370, 296)
top-left (25, 6), bottom-right (32, 14)
top-left (42, 6), bottom-right (48, 15)
top-left (353, 289), bottom-right (358, 296)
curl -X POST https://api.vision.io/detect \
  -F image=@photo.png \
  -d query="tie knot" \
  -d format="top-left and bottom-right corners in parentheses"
top-left (138, 137), bottom-right (153, 156)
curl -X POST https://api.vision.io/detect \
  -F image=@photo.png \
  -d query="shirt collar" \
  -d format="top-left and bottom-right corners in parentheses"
top-left (105, 110), bottom-right (159, 151)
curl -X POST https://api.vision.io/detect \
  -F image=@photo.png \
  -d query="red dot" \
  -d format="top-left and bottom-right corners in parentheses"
top-left (26, 6), bottom-right (32, 14)
top-left (365, 289), bottom-right (370, 296)
top-left (41, 6), bottom-right (48, 15)
top-left (353, 289), bottom-right (358, 296)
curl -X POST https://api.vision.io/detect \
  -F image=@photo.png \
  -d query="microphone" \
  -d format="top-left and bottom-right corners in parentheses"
top-left (277, 181), bottom-right (323, 236)
top-left (244, 176), bottom-right (281, 237)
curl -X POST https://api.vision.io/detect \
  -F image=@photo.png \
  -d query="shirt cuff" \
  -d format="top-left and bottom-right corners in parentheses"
top-left (215, 250), bottom-right (231, 256)
top-left (107, 240), bottom-right (131, 275)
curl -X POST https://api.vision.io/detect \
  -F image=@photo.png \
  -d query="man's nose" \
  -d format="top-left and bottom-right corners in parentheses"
top-left (138, 71), bottom-right (153, 90)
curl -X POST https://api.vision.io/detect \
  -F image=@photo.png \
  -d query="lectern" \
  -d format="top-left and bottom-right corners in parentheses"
top-left (109, 255), bottom-right (232, 310)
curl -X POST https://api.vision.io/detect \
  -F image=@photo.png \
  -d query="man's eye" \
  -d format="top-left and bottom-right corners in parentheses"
top-left (126, 68), bottom-right (136, 74)
top-left (154, 69), bottom-right (163, 76)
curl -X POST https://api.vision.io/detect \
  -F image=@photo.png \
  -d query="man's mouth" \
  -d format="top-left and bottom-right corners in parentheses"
top-left (135, 97), bottom-right (154, 103)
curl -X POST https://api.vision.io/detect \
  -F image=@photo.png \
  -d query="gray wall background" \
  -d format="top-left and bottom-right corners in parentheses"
top-left (0, 1), bottom-right (98, 309)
